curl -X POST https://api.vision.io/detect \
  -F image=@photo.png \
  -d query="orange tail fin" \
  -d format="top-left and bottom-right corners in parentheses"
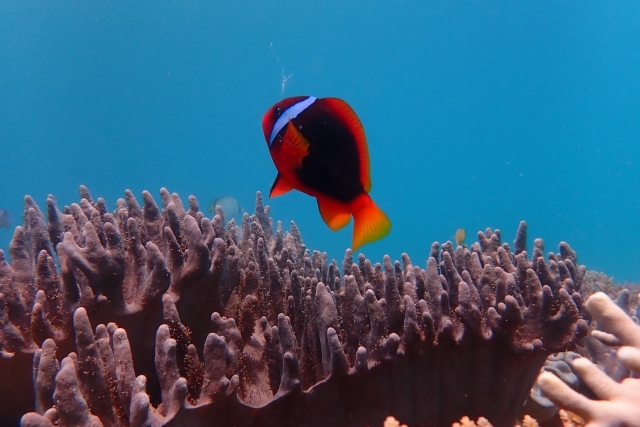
top-left (350, 193), bottom-right (391, 251)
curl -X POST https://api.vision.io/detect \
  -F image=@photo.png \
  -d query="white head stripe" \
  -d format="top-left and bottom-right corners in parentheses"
top-left (269, 96), bottom-right (317, 144)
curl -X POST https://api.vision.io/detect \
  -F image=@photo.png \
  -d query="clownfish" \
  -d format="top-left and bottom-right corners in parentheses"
top-left (262, 96), bottom-right (391, 251)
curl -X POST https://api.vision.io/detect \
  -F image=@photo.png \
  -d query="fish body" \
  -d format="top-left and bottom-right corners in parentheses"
top-left (455, 228), bottom-right (466, 246)
top-left (0, 209), bottom-right (10, 229)
top-left (208, 196), bottom-right (244, 220)
top-left (262, 96), bottom-right (391, 251)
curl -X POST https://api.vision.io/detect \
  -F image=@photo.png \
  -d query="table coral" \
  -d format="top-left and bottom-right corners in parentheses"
top-left (538, 292), bottom-right (640, 426)
top-left (1, 187), bottom-right (588, 426)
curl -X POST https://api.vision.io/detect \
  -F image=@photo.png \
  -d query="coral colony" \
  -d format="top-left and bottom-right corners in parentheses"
top-left (0, 186), bottom-right (636, 426)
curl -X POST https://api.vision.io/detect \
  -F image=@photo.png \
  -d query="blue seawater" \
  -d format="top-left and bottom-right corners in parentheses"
top-left (1, 2), bottom-right (639, 281)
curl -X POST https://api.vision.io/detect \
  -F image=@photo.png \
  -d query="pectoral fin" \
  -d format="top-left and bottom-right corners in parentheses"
top-left (282, 120), bottom-right (311, 168)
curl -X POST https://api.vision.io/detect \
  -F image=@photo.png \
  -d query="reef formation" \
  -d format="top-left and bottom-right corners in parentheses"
top-left (524, 284), bottom-right (640, 425)
top-left (538, 292), bottom-right (640, 426)
top-left (0, 187), bottom-right (588, 426)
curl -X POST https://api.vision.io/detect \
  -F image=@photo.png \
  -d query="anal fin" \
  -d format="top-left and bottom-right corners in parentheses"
top-left (270, 173), bottom-right (295, 197)
top-left (317, 196), bottom-right (351, 231)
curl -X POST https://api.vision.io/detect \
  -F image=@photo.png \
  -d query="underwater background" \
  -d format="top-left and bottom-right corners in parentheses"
top-left (1, 1), bottom-right (638, 282)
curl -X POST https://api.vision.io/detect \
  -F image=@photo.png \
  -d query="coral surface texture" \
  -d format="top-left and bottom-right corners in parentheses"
top-left (0, 187), bottom-right (588, 426)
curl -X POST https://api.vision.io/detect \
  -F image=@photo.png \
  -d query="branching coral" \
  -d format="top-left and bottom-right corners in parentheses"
top-left (538, 292), bottom-right (640, 426)
top-left (581, 271), bottom-right (640, 315)
top-left (0, 188), bottom-right (588, 426)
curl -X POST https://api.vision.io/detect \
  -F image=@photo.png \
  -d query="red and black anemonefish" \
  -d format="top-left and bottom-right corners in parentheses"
top-left (262, 96), bottom-right (391, 251)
